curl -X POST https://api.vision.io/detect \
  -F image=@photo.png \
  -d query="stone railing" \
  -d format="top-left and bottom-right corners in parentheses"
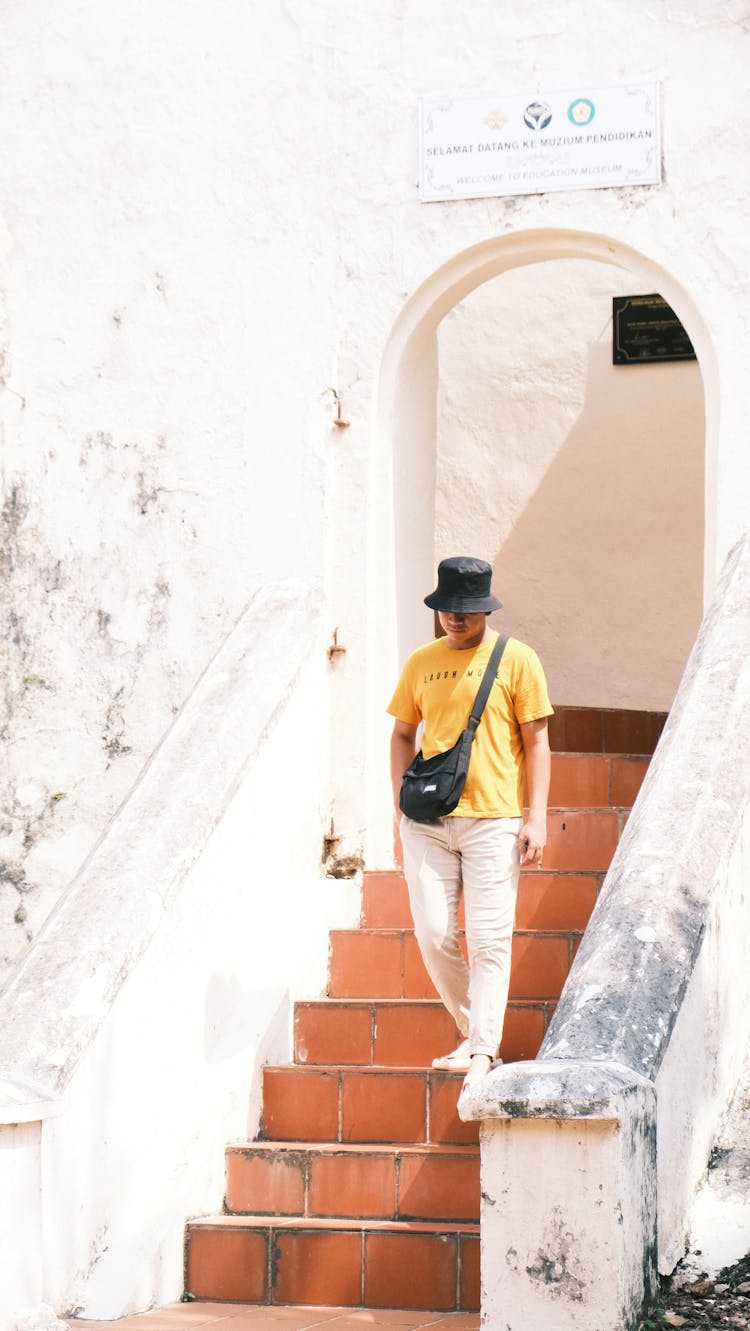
top-left (0, 581), bottom-right (355, 1327)
top-left (460, 532), bottom-right (750, 1331)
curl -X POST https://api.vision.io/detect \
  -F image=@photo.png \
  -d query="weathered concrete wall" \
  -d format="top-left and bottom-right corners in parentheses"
top-left (1, 0), bottom-right (749, 965)
top-left (655, 804), bottom-right (750, 1274)
top-left (474, 1063), bottom-right (657, 1331)
top-left (0, 584), bottom-right (359, 1324)
top-left (681, 1029), bottom-right (750, 1281)
top-left (0, 0), bottom-right (337, 977)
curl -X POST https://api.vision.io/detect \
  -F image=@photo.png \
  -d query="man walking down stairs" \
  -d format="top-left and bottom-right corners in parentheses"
top-left (388, 556), bottom-right (553, 1096)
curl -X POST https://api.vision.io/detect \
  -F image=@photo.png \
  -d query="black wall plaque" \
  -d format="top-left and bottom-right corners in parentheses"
top-left (612, 294), bottom-right (697, 365)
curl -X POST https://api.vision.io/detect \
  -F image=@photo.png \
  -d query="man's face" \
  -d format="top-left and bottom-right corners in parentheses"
top-left (438, 610), bottom-right (489, 649)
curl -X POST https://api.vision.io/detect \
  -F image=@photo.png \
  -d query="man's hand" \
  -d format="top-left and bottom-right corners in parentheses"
top-left (518, 812), bottom-right (547, 866)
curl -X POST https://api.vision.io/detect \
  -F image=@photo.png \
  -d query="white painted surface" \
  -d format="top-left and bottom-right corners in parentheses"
top-left (0, 0), bottom-right (748, 964)
top-left (680, 1036), bottom-right (750, 1282)
top-left (657, 808), bottom-right (750, 1273)
top-left (436, 260), bottom-right (705, 710)
top-left (0, 0), bottom-right (748, 1319)
top-left (480, 1119), bottom-right (623, 1328)
top-left (0, 1123), bottom-right (43, 1326)
top-left (684, 1192), bottom-right (750, 1281)
top-left (471, 1064), bottom-right (657, 1331)
top-left (0, 587), bottom-right (359, 1320)
top-left (41, 678), bottom-right (354, 1317)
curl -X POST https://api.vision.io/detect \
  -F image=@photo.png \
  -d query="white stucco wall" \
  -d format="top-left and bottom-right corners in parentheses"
top-left (0, 585), bottom-right (360, 1323)
top-left (0, 1122), bottom-right (43, 1322)
top-left (38, 669), bottom-right (355, 1320)
top-left (0, 0), bottom-right (339, 975)
top-left (656, 805), bottom-right (750, 1274)
top-left (1, 0), bottom-right (749, 951)
top-left (435, 260), bottom-right (705, 710)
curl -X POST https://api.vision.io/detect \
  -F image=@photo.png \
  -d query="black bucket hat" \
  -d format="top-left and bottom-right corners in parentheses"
top-left (424, 557), bottom-right (502, 613)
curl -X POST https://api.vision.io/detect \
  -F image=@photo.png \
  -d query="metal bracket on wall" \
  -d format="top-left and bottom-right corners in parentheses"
top-left (327, 628), bottom-right (347, 661)
top-left (326, 387), bottom-right (350, 428)
top-left (322, 818), bottom-right (341, 860)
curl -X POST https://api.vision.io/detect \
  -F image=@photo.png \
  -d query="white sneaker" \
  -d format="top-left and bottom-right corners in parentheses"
top-left (432, 1038), bottom-right (472, 1072)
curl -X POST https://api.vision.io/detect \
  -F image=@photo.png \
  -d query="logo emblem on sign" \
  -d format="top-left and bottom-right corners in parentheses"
top-left (484, 108), bottom-right (508, 130)
top-left (568, 98), bottom-right (595, 125)
top-left (523, 101), bottom-right (552, 130)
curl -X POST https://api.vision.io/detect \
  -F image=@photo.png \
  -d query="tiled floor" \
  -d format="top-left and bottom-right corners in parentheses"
top-left (72, 1303), bottom-right (480, 1331)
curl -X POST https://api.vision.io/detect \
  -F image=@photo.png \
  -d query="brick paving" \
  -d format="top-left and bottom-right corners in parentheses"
top-left (71, 1303), bottom-right (480, 1331)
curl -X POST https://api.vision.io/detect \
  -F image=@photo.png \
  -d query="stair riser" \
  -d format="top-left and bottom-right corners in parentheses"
top-left (294, 998), bottom-right (550, 1066)
top-left (329, 929), bottom-right (579, 1000)
top-left (226, 1145), bottom-right (480, 1222)
top-left (186, 1223), bottom-right (479, 1310)
top-left (393, 807), bottom-right (623, 891)
top-left (362, 869), bottom-right (603, 931)
top-left (548, 706), bottom-right (666, 755)
top-left (539, 809), bottom-right (623, 869)
top-left (261, 1067), bottom-right (480, 1146)
top-left (548, 753), bottom-right (649, 807)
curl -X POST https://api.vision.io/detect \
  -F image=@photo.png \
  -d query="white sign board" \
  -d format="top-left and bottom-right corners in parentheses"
top-left (419, 82), bottom-right (660, 202)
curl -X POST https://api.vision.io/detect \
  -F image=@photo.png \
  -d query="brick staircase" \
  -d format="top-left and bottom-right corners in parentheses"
top-left (185, 707), bottom-right (666, 1312)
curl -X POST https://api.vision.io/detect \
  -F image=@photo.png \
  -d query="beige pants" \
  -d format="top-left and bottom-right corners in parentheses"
top-left (400, 813), bottom-right (522, 1058)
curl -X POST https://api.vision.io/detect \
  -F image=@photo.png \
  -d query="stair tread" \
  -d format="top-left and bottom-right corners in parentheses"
top-left (551, 752), bottom-right (655, 760)
top-left (295, 997), bottom-right (550, 1008)
top-left (298, 998), bottom-right (448, 1007)
top-left (267, 1063), bottom-right (464, 1074)
top-left (332, 925), bottom-right (582, 938)
top-left (229, 1140), bottom-right (478, 1154)
top-left (189, 1214), bottom-right (480, 1234)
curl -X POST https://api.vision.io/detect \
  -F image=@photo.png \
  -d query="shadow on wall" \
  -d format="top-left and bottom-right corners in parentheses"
top-left (485, 339), bottom-right (705, 712)
top-left (203, 977), bottom-right (290, 1066)
top-left (204, 980), bottom-right (291, 1139)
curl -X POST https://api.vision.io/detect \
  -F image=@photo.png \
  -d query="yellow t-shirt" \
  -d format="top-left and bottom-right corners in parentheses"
top-left (387, 632), bottom-right (553, 818)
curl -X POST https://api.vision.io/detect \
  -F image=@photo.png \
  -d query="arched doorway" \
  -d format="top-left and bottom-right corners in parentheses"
top-left (366, 227), bottom-right (716, 866)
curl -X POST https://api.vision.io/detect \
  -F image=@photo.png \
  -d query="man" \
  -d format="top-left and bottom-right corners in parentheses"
top-left (388, 556), bottom-right (552, 1089)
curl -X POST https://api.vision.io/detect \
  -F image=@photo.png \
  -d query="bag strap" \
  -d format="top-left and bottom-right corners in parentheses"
top-left (467, 633), bottom-right (508, 734)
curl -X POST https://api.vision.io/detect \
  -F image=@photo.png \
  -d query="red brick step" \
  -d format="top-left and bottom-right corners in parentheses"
top-left (185, 1215), bottom-right (480, 1310)
top-left (293, 999), bottom-right (548, 1068)
top-left (225, 1141), bottom-right (480, 1221)
top-left (260, 1065), bottom-right (479, 1145)
top-left (328, 927), bottom-right (579, 1001)
top-left (362, 866), bottom-right (606, 931)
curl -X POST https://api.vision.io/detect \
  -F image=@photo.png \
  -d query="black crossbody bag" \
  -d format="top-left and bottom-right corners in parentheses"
top-left (399, 633), bottom-right (508, 824)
